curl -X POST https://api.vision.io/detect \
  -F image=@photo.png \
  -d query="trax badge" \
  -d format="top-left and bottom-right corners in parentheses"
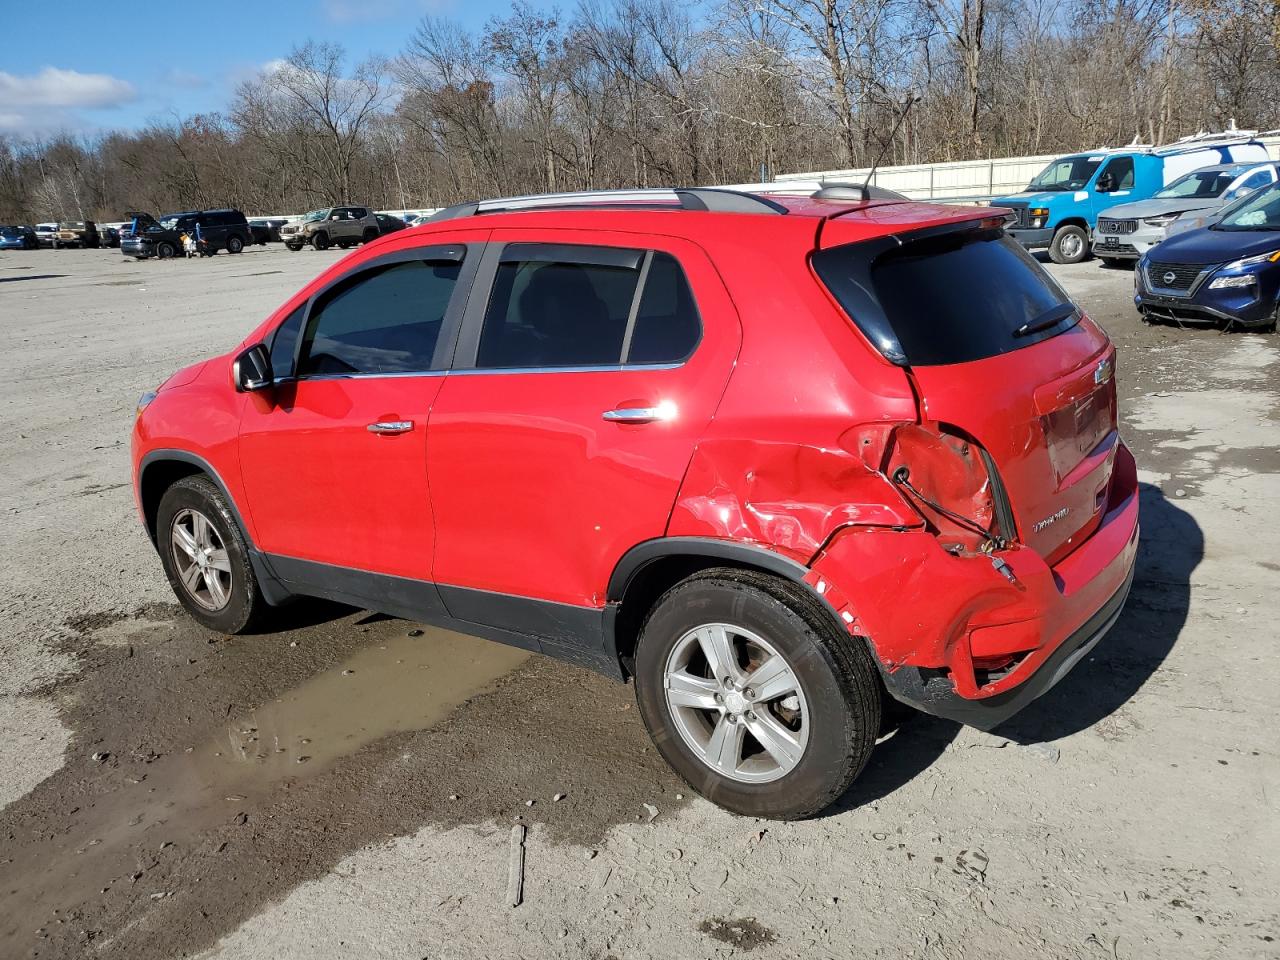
top-left (1094, 357), bottom-right (1114, 385)
top-left (1033, 506), bottom-right (1071, 533)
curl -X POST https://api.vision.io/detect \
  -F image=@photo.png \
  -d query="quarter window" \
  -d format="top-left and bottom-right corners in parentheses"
top-left (297, 259), bottom-right (461, 376)
top-left (476, 246), bottom-right (701, 369)
top-left (626, 253), bottom-right (701, 363)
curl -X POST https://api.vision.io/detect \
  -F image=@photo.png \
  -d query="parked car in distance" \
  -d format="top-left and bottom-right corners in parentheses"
top-left (34, 223), bottom-right (57, 247)
top-left (101, 226), bottom-right (121, 248)
top-left (0, 225), bottom-right (38, 250)
top-left (994, 132), bottom-right (1268, 264)
top-left (122, 209), bottom-right (252, 259)
top-left (54, 220), bottom-right (100, 248)
top-left (1092, 162), bottom-right (1280, 263)
top-left (248, 217), bottom-right (290, 242)
top-left (375, 212), bottom-right (406, 236)
top-left (281, 206), bottom-right (380, 250)
top-left (247, 222), bottom-right (272, 246)
top-left (1135, 178), bottom-right (1280, 330)
top-left (133, 185), bottom-right (1139, 820)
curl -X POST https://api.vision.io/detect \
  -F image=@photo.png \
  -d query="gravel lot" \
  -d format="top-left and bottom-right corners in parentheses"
top-left (1, 244), bottom-right (1277, 959)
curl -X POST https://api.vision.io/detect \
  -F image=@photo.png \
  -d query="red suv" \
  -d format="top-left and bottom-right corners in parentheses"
top-left (132, 186), bottom-right (1139, 819)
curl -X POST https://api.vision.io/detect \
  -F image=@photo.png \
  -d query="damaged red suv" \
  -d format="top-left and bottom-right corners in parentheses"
top-left (132, 186), bottom-right (1138, 819)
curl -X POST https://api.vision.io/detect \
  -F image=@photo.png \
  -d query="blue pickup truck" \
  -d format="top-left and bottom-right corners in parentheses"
top-left (993, 133), bottom-right (1270, 264)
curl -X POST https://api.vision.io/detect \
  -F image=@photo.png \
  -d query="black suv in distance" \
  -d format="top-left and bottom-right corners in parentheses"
top-left (122, 209), bottom-right (252, 259)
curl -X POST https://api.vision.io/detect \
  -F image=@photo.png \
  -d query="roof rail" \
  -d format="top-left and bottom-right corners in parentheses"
top-left (424, 187), bottom-right (788, 224)
top-left (1150, 130), bottom-right (1264, 156)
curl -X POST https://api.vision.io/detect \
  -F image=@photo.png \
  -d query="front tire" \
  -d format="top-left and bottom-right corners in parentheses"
top-left (310, 232), bottom-right (330, 251)
top-left (1049, 224), bottom-right (1089, 264)
top-left (156, 241), bottom-right (177, 259)
top-left (155, 476), bottom-right (266, 634)
top-left (634, 568), bottom-right (881, 819)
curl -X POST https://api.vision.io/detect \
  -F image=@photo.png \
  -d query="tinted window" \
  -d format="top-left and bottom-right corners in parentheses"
top-left (297, 259), bottom-right (461, 376)
top-left (814, 229), bottom-right (1077, 366)
top-left (626, 253), bottom-right (701, 363)
top-left (477, 255), bottom-right (640, 368)
top-left (269, 305), bottom-right (305, 378)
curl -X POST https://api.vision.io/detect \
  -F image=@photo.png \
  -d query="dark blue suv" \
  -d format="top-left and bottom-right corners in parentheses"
top-left (1136, 180), bottom-right (1280, 331)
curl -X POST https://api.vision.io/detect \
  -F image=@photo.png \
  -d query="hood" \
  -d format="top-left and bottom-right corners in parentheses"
top-left (1101, 197), bottom-right (1220, 220)
top-left (991, 191), bottom-right (1062, 207)
top-left (1146, 224), bottom-right (1280, 264)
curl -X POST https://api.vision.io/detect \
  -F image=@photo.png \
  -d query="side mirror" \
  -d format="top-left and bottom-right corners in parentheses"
top-left (233, 343), bottom-right (274, 393)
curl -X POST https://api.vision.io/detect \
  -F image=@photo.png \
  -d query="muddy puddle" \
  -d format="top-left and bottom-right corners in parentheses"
top-left (1, 622), bottom-right (528, 950)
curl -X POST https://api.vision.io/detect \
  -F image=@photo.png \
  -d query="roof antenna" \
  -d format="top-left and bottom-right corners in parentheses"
top-left (859, 92), bottom-right (922, 200)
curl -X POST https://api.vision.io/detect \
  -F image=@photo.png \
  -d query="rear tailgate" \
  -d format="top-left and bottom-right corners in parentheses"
top-left (912, 328), bottom-right (1116, 562)
top-left (813, 217), bottom-right (1119, 563)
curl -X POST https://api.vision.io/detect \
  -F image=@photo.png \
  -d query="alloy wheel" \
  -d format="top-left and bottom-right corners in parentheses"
top-left (663, 623), bottom-right (809, 783)
top-left (170, 508), bottom-right (233, 611)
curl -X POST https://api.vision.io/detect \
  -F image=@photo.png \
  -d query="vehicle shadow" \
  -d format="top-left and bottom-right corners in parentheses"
top-left (996, 483), bottom-right (1200, 744)
top-left (826, 482), bottom-right (1201, 812)
top-left (242, 596), bottom-right (359, 634)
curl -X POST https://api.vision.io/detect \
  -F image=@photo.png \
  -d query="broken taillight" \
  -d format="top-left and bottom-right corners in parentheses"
top-left (883, 423), bottom-right (1011, 554)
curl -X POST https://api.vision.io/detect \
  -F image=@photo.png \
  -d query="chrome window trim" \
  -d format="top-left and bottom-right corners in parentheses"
top-left (447, 361), bottom-right (684, 376)
top-left (277, 361), bottom-right (685, 384)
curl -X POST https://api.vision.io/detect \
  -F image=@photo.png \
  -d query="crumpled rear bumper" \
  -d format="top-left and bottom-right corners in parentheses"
top-left (808, 443), bottom-right (1140, 730)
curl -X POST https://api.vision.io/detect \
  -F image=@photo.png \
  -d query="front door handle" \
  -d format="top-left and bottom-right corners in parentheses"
top-left (602, 407), bottom-right (666, 424)
top-left (367, 420), bottom-right (414, 434)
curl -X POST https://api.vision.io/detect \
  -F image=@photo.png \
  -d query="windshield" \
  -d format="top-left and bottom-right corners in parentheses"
top-left (0, 226), bottom-right (21, 237)
top-left (1155, 169), bottom-right (1244, 199)
top-left (302, 209), bottom-right (330, 222)
top-left (1215, 181), bottom-right (1280, 231)
top-left (1028, 156), bottom-right (1102, 192)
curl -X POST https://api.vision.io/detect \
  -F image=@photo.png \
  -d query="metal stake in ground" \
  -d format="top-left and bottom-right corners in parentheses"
top-left (507, 823), bottom-right (526, 908)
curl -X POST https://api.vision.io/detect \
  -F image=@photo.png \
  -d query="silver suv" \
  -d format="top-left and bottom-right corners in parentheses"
top-left (281, 206), bottom-right (380, 251)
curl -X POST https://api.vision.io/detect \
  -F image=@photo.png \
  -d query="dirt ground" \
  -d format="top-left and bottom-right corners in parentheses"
top-left (0, 244), bottom-right (1276, 960)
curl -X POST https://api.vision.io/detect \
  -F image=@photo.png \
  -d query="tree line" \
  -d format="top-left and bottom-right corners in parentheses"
top-left (2, 0), bottom-right (1277, 223)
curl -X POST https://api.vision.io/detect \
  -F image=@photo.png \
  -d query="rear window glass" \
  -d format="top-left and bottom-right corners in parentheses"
top-left (813, 229), bottom-right (1078, 366)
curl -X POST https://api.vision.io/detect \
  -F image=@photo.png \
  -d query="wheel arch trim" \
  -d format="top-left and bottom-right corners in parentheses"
top-left (138, 448), bottom-right (291, 605)
top-left (606, 537), bottom-right (811, 603)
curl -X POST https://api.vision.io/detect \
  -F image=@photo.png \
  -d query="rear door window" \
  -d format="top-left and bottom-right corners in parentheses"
top-left (813, 227), bottom-right (1078, 366)
top-left (473, 245), bottom-right (702, 370)
top-left (297, 257), bottom-right (462, 376)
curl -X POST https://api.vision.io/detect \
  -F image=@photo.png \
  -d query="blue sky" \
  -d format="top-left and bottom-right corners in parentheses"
top-left (1, 0), bottom-right (507, 138)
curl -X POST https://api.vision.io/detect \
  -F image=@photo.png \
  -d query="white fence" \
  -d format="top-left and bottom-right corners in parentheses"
top-left (774, 135), bottom-right (1280, 203)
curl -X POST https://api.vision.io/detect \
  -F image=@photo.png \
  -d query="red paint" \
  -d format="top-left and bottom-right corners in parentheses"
top-left (133, 193), bottom-right (1139, 709)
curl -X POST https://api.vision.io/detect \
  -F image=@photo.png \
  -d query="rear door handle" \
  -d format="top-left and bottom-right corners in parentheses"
top-left (367, 420), bottom-right (414, 434)
top-left (602, 407), bottom-right (665, 424)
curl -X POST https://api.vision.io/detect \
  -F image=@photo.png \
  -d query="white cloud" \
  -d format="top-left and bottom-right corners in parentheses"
top-left (0, 67), bottom-right (136, 111)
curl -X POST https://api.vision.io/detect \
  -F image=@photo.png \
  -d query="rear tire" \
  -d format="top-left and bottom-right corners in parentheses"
top-left (1049, 225), bottom-right (1089, 264)
top-left (362, 228), bottom-right (378, 244)
top-left (226, 234), bottom-right (244, 254)
top-left (633, 568), bottom-right (881, 820)
top-left (155, 476), bottom-right (266, 634)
